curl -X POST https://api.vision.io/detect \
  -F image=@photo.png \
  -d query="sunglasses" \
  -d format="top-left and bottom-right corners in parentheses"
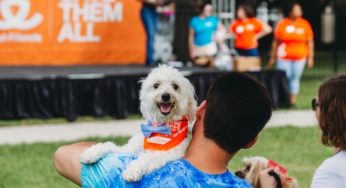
top-left (311, 98), bottom-right (319, 111)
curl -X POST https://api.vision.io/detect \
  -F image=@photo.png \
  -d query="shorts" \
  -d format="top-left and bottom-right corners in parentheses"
top-left (81, 153), bottom-right (137, 188)
top-left (194, 42), bottom-right (218, 57)
top-left (235, 48), bottom-right (259, 57)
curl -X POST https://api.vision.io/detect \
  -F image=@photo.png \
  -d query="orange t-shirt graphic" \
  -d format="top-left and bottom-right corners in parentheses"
top-left (230, 18), bottom-right (263, 49)
top-left (275, 17), bottom-right (314, 60)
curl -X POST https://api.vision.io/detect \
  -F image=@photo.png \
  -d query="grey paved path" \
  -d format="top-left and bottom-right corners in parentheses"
top-left (0, 110), bottom-right (317, 145)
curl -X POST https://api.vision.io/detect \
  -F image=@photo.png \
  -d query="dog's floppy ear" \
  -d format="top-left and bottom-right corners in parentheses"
top-left (245, 158), bottom-right (268, 188)
top-left (187, 97), bottom-right (197, 121)
top-left (186, 87), bottom-right (197, 123)
top-left (187, 97), bottom-right (197, 132)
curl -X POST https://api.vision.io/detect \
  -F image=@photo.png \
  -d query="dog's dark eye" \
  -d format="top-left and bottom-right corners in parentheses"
top-left (172, 83), bottom-right (179, 90)
top-left (153, 83), bottom-right (160, 89)
top-left (245, 165), bottom-right (251, 171)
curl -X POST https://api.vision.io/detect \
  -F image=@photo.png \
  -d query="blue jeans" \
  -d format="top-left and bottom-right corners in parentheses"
top-left (235, 48), bottom-right (259, 57)
top-left (141, 5), bottom-right (158, 66)
top-left (276, 59), bottom-right (306, 95)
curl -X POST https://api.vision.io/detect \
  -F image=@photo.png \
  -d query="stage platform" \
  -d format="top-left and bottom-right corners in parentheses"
top-left (0, 66), bottom-right (289, 121)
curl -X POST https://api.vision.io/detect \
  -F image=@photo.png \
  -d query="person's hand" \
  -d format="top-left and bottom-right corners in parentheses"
top-left (259, 168), bottom-right (278, 188)
top-left (268, 58), bottom-right (276, 69)
top-left (307, 57), bottom-right (314, 69)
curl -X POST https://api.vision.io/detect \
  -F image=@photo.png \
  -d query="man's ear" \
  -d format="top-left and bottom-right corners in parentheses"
top-left (243, 135), bottom-right (258, 149)
top-left (196, 100), bottom-right (207, 117)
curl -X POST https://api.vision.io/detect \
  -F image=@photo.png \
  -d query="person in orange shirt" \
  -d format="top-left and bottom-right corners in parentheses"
top-left (269, 2), bottom-right (314, 105)
top-left (230, 4), bottom-right (272, 57)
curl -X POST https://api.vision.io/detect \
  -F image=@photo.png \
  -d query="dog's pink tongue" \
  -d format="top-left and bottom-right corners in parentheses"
top-left (160, 104), bottom-right (171, 113)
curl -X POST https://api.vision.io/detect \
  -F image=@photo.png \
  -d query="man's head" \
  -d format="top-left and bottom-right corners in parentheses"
top-left (200, 73), bottom-right (272, 154)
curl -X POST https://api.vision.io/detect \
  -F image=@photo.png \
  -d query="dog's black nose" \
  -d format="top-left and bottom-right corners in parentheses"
top-left (161, 93), bottom-right (171, 102)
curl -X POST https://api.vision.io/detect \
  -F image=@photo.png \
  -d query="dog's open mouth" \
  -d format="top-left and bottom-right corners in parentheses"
top-left (157, 103), bottom-right (174, 115)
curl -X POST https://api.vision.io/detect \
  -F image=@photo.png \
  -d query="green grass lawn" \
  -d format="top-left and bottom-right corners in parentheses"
top-left (295, 78), bottom-right (323, 109)
top-left (0, 127), bottom-right (332, 188)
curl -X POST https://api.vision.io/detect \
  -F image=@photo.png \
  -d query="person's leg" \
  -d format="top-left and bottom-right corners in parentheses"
top-left (54, 142), bottom-right (96, 185)
top-left (289, 59), bottom-right (306, 104)
top-left (141, 5), bottom-right (158, 66)
top-left (276, 59), bottom-right (294, 103)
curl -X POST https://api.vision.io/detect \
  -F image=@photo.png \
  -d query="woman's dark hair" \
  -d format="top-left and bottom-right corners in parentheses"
top-left (204, 73), bottom-right (272, 153)
top-left (237, 4), bottom-right (256, 18)
top-left (283, 1), bottom-right (301, 18)
top-left (198, 3), bottom-right (211, 15)
top-left (318, 75), bottom-right (346, 150)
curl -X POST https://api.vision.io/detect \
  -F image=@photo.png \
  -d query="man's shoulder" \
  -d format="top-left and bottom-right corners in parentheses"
top-left (149, 159), bottom-right (188, 177)
top-left (227, 175), bottom-right (253, 187)
top-left (141, 159), bottom-right (252, 187)
top-left (139, 160), bottom-right (190, 187)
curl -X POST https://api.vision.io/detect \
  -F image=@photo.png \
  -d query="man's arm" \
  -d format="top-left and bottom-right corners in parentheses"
top-left (54, 142), bottom-right (96, 185)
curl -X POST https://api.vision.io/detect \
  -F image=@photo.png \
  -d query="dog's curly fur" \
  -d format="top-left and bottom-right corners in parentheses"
top-left (80, 65), bottom-right (197, 182)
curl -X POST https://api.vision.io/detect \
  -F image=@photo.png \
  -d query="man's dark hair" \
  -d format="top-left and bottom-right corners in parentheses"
top-left (204, 73), bottom-right (272, 153)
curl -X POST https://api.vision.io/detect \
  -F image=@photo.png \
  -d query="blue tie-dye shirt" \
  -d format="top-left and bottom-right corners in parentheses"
top-left (81, 153), bottom-right (252, 188)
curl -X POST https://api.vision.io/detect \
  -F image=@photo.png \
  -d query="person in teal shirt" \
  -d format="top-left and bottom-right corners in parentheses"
top-left (188, 3), bottom-right (222, 60)
top-left (189, 14), bottom-right (219, 46)
top-left (54, 73), bottom-right (273, 188)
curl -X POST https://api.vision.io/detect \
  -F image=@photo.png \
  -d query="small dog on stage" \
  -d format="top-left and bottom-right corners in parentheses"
top-left (80, 65), bottom-right (197, 182)
top-left (235, 156), bottom-right (298, 188)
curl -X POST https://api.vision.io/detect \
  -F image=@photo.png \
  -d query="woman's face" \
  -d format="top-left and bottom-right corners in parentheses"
top-left (290, 4), bottom-right (303, 18)
top-left (202, 4), bottom-right (213, 17)
top-left (237, 7), bottom-right (246, 19)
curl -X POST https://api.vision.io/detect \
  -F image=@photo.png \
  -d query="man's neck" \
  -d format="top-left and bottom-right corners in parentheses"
top-left (184, 136), bottom-right (234, 174)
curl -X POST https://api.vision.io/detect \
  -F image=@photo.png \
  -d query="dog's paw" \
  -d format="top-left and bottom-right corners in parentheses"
top-left (79, 144), bottom-right (104, 164)
top-left (122, 168), bottom-right (143, 182)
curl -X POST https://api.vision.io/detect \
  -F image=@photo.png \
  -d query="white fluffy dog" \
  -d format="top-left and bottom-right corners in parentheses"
top-left (80, 65), bottom-right (197, 182)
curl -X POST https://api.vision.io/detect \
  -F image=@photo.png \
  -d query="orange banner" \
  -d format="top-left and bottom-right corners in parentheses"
top-left (0, 0), bottom-right (146, 65)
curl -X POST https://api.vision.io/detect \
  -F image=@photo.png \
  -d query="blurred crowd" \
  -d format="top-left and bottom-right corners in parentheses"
top-left (141, 1), bottom-right (314, 106)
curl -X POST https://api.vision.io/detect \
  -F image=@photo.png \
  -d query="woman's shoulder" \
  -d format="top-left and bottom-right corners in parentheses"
top-left (275, 18), bottom-right (289, 29)
top-left (298, 17), bottom-right (311, 24)
top-left (319, 151), bottom-right (346, 170)
top-left (311, 151), bottom-right (346, 188)
top-left (190, 16), bottom-right (201, 27)
top-left (190, 16), bottom-right (199, 22)
top-left (207, 16), bottom-right (219, 23)
top-left (250, 17), bottom-right (262, 23)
